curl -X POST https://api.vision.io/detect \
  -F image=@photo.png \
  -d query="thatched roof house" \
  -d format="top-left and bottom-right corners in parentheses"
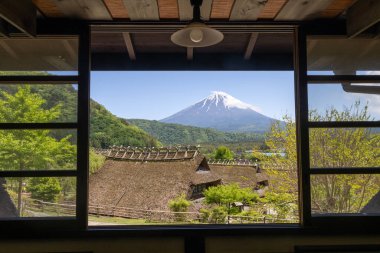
top-left (90, 147), bottom-right (269, 213)
top-left (90, 146), bottom-right (221, 212)
top-left (208, 160), bottom-right (269, 197)
top-left (0, 178), bottom-right (17, 217)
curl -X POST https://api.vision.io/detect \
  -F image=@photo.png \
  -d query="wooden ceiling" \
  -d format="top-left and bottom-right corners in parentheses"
top-left (31, 0), bottom-right (357, 21)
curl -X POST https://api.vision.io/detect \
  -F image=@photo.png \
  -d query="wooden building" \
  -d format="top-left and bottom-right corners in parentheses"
top-left (1, 0), bottom-right (380, 253)
top-left (90, 146), bottom-right (266, 213)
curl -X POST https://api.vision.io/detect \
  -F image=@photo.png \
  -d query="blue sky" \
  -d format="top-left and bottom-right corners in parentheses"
top-left (90, 71), bottom-right (380, 121)
top-left (90, 71), bottom-right (296, 120)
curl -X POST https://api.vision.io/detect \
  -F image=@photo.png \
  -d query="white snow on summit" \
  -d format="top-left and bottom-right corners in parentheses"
top-left (201, 91), bottom-right (261, 112)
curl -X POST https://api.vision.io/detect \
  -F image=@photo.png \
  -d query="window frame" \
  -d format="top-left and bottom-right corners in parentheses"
top-left (1, 21), bottom-right (380, 236)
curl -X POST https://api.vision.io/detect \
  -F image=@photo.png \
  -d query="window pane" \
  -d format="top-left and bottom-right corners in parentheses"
top-left (0, 129), bottom-right (77, 171)
top-left (0, 177), bottom-right (76, 218)
top-left (307, 37), bottom-right (380, 75)
top-left (311, 174), bottom-right (380, 214)
top-left (309, 128), bottom-right (380, 168)
top-left (0, 84), bottom-right (78, 123)
top-left (0, 38), bottom-right (78, 73)
top-left (89, 71), bottom-right (298, 225)
top-left (308, 83), bottom-right (380, 121)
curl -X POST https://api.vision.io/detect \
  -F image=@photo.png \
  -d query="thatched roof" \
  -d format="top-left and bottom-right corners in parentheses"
top-left (0, 178), bottom-right (17, 217)
top-left (209, 164), bottom-right (258, 189)
top-left (361, 190), bottom-right (380, 214)
top-left (89, 153), bottom-right (221, 211)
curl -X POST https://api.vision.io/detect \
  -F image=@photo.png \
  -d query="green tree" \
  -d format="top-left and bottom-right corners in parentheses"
top-left (168, 193), bottom-right (191, 221)
top-left (0, 86), bottom-right (76, 215)
top-left (89, 148), bottom-right (106, 174)
top-left (263, 102), bottom-right (380, 215)
top-left (27, 177), bottom-right (62, 202)
top-left (204, 183), bottom-right (258, 216)
top-left (213, 146), bottom-right (234, 160)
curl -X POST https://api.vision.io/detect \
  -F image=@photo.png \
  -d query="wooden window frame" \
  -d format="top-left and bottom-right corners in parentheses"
top-left (1, 20), bottom-right (380, 236)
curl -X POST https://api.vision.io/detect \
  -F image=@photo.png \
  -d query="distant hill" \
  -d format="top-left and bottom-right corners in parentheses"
top-left (127, 119), bottom-right (264, 146)
top-left (161, 91), bottom-right (280, 133)
top-left (0, 72), bottom-right (159, 149)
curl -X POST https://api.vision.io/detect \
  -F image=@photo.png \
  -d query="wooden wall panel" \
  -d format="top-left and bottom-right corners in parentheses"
top-left (32, 0), bottom-right (64, 17)
top-left (210, 0), bottom-right (235, 19)
top-left (103, 0), bottom-right (129, 19)
top-left (178, 0), bottom-right (212, 21)
top-left (158, 0), bottom-right (179, 19)
top-left (258, 0), bottom-right (287, 19)
top-left (52, 0), bottom-right (112, 20)
top-left (230, 0), bottom-right (268, 21)
top-left (275, 0), bottom-right (334, 20)
top-left (321, 0), bottom-right (356, 18)
top-left (123, 0), bottom-right (159, 20)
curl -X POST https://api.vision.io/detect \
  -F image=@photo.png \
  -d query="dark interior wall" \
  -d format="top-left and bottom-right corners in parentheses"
top-left (1, 235), bottom-right (380, 253)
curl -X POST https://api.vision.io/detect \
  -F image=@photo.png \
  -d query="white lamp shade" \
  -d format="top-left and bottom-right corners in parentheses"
top-left (171, 22), bottom-right (224, 48)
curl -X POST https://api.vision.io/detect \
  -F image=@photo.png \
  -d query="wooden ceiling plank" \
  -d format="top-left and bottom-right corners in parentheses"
top-left (244, 32), bottom-right (259, 60)
top-left (122, 32), bottom-right (136, 60)
top-left (123, 0), bottom-right (159, 20)
top-left (258, 0), bottom-right (287, 19)
top-left (103, 0), bottom-right (129, 19)
top-left (32, 0), bottom-right (64, 17)
top-left (210, 0), bottom-right (235, 19)
top-left (321, 0), bottom-right (356, 18)
top-left (178, 0), bottom-right (212, 21)
top-left (187, 47), bottom-right (193, 60)
top-left (347, 0), bottom-right (380, 38)
top-left (275, 0), bottom-right (334, 20)
top-left (230, 0), bottom-right (268, 21)
top-left (158, 0), bottom-right (179, 19)
top-left (0, 0), bottom-right (36, 37)
top-left (52, 0), bottom-right (112, 20)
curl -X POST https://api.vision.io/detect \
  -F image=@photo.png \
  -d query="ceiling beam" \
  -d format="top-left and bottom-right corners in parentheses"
top-left (187, 47), bottom-right (193, 61)
top-left (347, 0), bottom-right (380, 38)
top-left (0, 0), bottom-right (36, 37)
top-left (230, 0), bottom-right (268, 21)
top-left (92, 52), bottom-right (294, 71)
top-left (122, 32), bottom-right (136, 60)
top-left (244, 33), bottom-right (259, 60)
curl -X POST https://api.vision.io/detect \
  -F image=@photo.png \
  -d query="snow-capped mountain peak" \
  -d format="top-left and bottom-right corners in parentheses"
top-left (201, 91), bottom-right (260, 112)
top-left (160, 91), bottom-right (277, 133)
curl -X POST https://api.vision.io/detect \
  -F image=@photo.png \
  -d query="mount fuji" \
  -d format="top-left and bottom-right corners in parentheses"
top-left (160, 91), bottom-right (280, 133)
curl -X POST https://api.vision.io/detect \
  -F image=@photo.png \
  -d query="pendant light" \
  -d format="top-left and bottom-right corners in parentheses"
top-left (171, 0), bottom-right (224, 48)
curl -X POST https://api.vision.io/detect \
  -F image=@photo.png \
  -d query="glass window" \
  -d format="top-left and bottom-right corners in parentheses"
top-left (307, 37), bottom-right (380, 75)
top-left (311, 174), bottom-right (380, 214)
top-left (0, 38), bottom-right (78, 73)
top-left (0, 177), bottom-right (76, 218)
top-left (88, 71), bottom-right (298, 225)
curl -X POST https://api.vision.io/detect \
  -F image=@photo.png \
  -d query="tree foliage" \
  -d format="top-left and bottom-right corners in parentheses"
top-left (263, 102), bottom-right (380, 214)
top-left (213, 146), bottom-right (234, 160)
top-left (0, 86), bottom-right (76, 214)
top-left (27, 177), bottom-right (62, 202)
top-left (128, 119), bottom-right (264, 146)
top-left (168, 193), bottom-right (191, 221)
top-left (204, 183), bottom-right (258, 215)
